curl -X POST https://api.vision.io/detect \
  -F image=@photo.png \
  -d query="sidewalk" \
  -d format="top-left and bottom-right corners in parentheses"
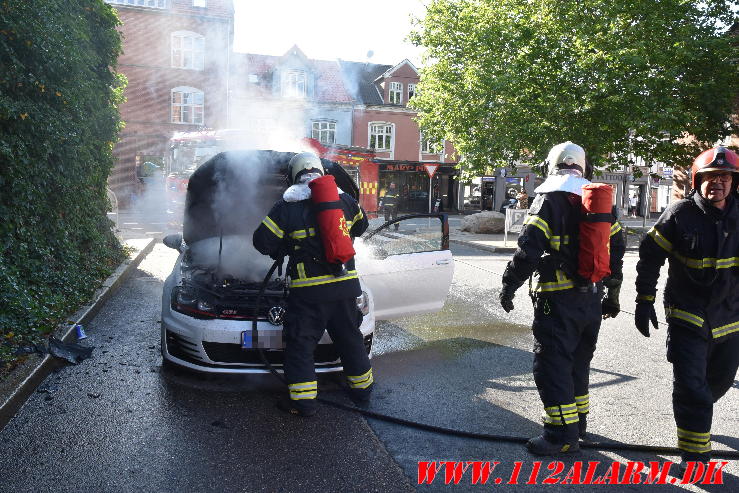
top-left (450, 230), bottom-right (519, 253)
top-left (448, 215), bottom-right (658, 254)
top-left (0, 238), bottom-right (156, 431)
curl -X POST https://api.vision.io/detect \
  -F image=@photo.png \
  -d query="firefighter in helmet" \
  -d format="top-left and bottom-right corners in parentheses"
top-left (500, 142), bottom-right (626, 455)
top-left (379, 182), bottom-right (400, 230)
top-left (253, 152), bottom-right (371, 416)
top-left (634, 146), bottom-right (739, 468)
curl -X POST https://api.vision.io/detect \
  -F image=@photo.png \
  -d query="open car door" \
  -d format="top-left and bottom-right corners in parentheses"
top-left (357, 214), bottom-right (454, 320)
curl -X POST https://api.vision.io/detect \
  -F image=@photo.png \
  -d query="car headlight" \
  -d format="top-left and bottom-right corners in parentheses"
top-left (197, 299), bottom-right (214, 312)
top-left (176, 287), bottom-right (196, 305)
top-left (356, 291), bottom-right (369, 316)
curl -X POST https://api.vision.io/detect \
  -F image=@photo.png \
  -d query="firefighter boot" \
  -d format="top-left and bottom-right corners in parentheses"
top-left (679, 452), bottom-right (712, 476)
top-left (276, 396), bottom-right (317, 417)
top-left (578, 413), bottom-right (588, 440)
top-left (348, 386), bottom-right (372, 407)
top-left (527, 424), bottom-right (580, 456)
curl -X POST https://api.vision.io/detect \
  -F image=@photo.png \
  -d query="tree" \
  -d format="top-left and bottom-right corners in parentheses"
top-left (409, 0), bottom-right (739, 177)
top-left (0, 0), bottom-right (126, 366)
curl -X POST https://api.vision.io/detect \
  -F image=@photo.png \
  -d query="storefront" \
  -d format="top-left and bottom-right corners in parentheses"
top-left (462, 168), bottom-right (540, 212)
top-left (592, 167), bottom-right (672, 218)
top-left (378, 162), bottom-right (459, 213)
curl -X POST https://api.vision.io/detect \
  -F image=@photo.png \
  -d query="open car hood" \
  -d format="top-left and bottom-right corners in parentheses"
top-left (183, 150), bottom-right (359, 245)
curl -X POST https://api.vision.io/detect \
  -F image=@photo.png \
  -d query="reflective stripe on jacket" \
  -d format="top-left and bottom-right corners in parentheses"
top-left (253, 193), bottom-right (369, 302)
top-left (382, 191), bottom-right (398, 207)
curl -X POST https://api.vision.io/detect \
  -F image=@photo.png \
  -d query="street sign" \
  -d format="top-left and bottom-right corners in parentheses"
top-left (424, 164), bottom-right (439, 178)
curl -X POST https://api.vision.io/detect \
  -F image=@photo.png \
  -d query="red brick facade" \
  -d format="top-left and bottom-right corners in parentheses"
top-left (107, 0), bottom-right (233, 203)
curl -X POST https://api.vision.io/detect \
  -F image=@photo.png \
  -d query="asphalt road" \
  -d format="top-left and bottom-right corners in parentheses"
top-left (0, 242), bottom-right (737, 492)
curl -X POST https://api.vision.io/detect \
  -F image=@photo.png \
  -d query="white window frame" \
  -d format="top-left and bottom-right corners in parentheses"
top-left (283, 70), bottom-right (307, 98)
top-left (369, 122), bottom-right (394, 151)
top-left (106, 0), bottom-right (166, 8)
top-left (311, 120), bottom-right (336, 145)
top-left (389, 81), bottom-right (403, 105)
top-left (421, 135), bottom-right (443, 154)
top-left (171, 87), bottom-right (204, 125)
top-left (171, 31), bottom-right (205, 70)
top-left (408, 83), bottom-right (416, 100)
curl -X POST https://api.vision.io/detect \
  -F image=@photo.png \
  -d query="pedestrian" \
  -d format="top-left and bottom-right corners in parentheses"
top-left (516, 189), bottom-right (529, 209)
top-left (253, 152), bottom-right (372, 417)
top-left (629, 193), bottom-right (638, 217)
top-left (634, 146), bottom-right (739, 469)
top-left (499, 142), bottom-right (626, 455)
top-left (379, 181), bottom-right (400, 230)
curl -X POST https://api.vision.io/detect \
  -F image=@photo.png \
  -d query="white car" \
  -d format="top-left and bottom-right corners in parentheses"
top-left (161, 150), bottom-right (454, 374)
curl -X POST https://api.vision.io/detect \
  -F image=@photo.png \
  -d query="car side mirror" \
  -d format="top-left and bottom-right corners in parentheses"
top-left (163, 233), bottom-right (184, 252)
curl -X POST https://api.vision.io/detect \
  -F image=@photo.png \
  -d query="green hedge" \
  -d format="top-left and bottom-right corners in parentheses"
top-left (0, 0), bottom-right (126, 367)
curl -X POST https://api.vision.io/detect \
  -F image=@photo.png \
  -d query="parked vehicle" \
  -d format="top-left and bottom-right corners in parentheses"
top-left (160, 150), bottom-right (454, 374)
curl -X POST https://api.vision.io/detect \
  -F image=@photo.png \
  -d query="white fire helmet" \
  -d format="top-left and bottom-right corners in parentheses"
top-left (288, 152), bottom-right (324, 184)
top-left (545, 142), bottom-right (587, 178)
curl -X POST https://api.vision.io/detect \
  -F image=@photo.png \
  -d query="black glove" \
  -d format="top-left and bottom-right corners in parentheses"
top-left (634, 302), bottom-right (658, 337)
top-left (601, 284), bottom-right (620, 319)
top-left (499, 287), bottom-right (515, 313)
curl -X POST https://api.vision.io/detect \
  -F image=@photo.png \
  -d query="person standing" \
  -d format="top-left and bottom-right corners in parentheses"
top-left (516, 189), bottom-right (529, 209)
top-left (634, 146), bottom-right (739, 468)
top-left (379, 181), bottom-right (399, 230)
top-left (253, 152), bottom-right (371, 417)
top-left (629, 193), bottom-right (639, 217)
top-left (499, 142), bottom-right (626, 455)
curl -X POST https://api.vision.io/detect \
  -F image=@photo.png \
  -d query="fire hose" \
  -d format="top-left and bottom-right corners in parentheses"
top-left (251, 260), bottom-right (739, 460)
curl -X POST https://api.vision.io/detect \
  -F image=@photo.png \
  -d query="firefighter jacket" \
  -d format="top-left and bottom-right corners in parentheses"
top-left (635, 193), bottom-right (739, 342)
top-left (381, 190), bottom-right (398, 208)
top-left (502, 191), bottom-right (625, 296)
top-left (253, 191), bottom-right (369, 302)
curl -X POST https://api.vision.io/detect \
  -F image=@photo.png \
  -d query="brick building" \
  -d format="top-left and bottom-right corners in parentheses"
top-left (340, 59), bottom-right (459, 213)
top-left (105, 0), bottom-right (233, 204)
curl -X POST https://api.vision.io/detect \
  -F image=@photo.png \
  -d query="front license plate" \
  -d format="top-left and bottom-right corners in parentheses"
top-left (241, 331), bottom-right (254, 349)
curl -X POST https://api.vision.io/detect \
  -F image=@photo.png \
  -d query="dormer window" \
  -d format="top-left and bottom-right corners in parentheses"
top-left (283, 70), bottom-right (306, 98)
top-left (389, 82), bottom-right (402, 105)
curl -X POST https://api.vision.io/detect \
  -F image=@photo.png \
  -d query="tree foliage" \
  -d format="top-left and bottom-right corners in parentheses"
top-left (0, 0), bottom-right (126, 367)
top-left (410, 0), bottom-right (739, 176)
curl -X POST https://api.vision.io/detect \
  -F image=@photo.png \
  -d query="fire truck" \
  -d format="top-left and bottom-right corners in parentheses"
top-left (302, 138), bottom-right (379, 216)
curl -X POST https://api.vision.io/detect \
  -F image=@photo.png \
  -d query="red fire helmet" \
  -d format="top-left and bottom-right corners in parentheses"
top-left (691, 146), bottom-right (739, 190)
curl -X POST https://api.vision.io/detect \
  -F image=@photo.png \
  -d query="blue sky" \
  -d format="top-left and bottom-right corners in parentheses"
top-left (232, 0), bottom-right (428, 66)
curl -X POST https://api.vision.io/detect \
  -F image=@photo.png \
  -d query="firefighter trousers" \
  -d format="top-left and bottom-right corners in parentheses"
top-left (282, 295), bottom-right (373, 409)
top-left (384, 205), bottom-right (399, 230)
top-left (531, 291), bottom-right (602, 442)
top-left (667, 325), bottom-right (739, 459)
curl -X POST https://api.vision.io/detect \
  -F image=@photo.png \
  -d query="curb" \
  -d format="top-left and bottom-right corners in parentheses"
top-left (0, 238), bottom-right (157, 432)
